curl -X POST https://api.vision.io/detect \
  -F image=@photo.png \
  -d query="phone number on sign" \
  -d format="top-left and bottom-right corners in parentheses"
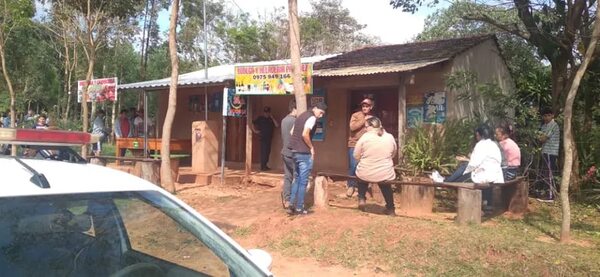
top-left (252, 74), bottom-right (291, 80)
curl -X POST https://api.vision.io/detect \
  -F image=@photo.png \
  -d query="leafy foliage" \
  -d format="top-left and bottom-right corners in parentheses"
top-left (402, 119), bottom-right (476, 175)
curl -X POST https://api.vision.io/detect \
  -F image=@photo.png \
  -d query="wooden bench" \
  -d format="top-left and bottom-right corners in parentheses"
top-left (314, 172), bottom-right (528, 225)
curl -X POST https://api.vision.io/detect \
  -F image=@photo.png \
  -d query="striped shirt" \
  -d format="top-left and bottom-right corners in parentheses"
top-left (541, 120), bottom-right (560, 156)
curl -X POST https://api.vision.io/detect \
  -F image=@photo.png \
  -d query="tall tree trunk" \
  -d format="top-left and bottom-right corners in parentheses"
top-left (0, 43), bottom-right (17, 155)
top-left (160, 0), bottom-right (180, 193)
top-left (81, 0), bottom-right (95, 159)
top-left (559, 7), bottom-right (600, 243)
top-left (550, 56), bottom-right (569, 113)
top-left (288, 0), bottom-right (306, 113)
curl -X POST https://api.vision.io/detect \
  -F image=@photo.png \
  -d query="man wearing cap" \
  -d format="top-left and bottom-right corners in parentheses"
top-left (346, 97), bottom-right (374, 197)
top-left (252, 106), bottom-right (279, 171)
top-left (287, 102), bottom-right (327, 215)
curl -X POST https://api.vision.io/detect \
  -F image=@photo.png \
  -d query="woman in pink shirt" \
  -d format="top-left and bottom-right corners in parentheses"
top-left (495, 125), bottom-right (521, 180)
top-left (353, 117), bottom-right (397, 216)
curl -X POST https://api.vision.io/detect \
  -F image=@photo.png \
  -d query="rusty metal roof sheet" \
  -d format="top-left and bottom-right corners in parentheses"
top-left (313, 59), bottom-right (448, 77)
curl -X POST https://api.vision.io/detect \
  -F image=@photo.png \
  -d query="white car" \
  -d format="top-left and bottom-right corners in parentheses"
top-left (0, 129), bottom-right (273, 276)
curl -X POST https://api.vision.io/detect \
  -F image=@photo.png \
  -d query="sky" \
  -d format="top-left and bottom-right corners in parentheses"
top-left (230, 0), bottom-right (428, 44)
top-left (157, 0), bottom-right (441, 45)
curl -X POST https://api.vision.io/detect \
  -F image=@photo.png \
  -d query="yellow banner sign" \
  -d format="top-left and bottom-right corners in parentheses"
top-left (235, 64), bottom-right (313, 95)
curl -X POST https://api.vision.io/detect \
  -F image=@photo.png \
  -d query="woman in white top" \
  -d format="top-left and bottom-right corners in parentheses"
top-left (466, 125), bottom-right (504, 184)
top-left (353, 117), bottom-right (398, 216)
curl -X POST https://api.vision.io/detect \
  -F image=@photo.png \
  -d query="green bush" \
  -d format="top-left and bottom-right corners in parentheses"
top-left (401, 119), bottom-right (476, 176)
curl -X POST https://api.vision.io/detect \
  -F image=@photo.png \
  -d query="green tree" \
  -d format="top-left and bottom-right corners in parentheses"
top-left (389, 0), bottom-right (600, 242)
top-left (0, 0), bottom-right (34, 133)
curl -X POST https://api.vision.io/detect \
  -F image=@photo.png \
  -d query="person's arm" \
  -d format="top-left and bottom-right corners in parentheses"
top-left (353, 137), bottom-right (364, 161)
top-left (271, 115), bottom-right (279, 128)
top-left (349, 113), bottom-right (365, 131)
top-left (251, 117), bottom-right (260, 134)
top-left (465, 142), bottom-right (484, 174)
top-left (303, 116), bottom-right (317, 157)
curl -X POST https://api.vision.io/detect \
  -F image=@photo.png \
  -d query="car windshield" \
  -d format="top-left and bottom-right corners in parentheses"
top-left (0, 191), bottom-right (266, 277)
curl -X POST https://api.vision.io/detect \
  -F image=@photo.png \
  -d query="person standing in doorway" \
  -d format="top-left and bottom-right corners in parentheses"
top-left (347, 97), bottom-right (374, 197)
top-left (252, 106), bottom-right (279, 171)
top-left (537, 108), bottom-right (560, 202)
top-left (280, 100), bottom-right (297, 209)
top-left (288, 102), bottom-right (327, 215)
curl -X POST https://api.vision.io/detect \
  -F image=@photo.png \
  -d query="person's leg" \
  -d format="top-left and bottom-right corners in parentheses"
top-left (260, 139), bottom-right (269, 169)
top-left (294, 153), bottom-right (313, 212)
top-left (445, 162), bottom-right (468, 182)
top-left (289, 154), bottom-right (301, 212)
top-left (347, 148), bottom-right (358, 195)
top-left (264, 137), bottom-right (272, 168)
top-left (282, 154), bottom-right (295, 207)
top-left (548, 154), bottom-right (559, 199)
top-left (356, 180), bottom-right (368, 210)
top-left (378, 183), bottom-right (395, 211)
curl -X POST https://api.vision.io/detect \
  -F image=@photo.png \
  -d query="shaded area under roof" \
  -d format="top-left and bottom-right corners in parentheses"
top-left (313, 35), bottom-right (494, 71)
top-left (118, 54), bottom-right (339, 91)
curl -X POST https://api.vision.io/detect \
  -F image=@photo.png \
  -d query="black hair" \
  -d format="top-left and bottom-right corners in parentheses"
top-left (312, 101), bottom-right (327, 111)
top-left (475, 124), bottom-right (492, 140)
top-left (541, 107), bottom-right (554, 116)
top-left (120, 109), bottom-right (128, 114)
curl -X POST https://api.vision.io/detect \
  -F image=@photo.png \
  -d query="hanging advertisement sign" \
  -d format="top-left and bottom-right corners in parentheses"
top-left (310, 88), bottom-right (326, 141)
top-left (234, 63), bottom-right (313, 95)
top-left (222, 88), bottom-right (247, 117)
top-left (77, 77), bottom-right (118, 103)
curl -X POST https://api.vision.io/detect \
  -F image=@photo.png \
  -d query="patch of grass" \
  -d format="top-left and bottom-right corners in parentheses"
top-left (215, 195), bottom-right (238, 203)
top-left (233, 225), bottom-right (254, 238)
top-left (267, 202), bottom-right (600, 276)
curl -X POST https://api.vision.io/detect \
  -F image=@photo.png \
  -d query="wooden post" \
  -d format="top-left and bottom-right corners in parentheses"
top-left (397, 78), bottom-right (406, 163)
top-left (398, 185), bottom-right (434, 215)
top-left (314, 176), bottom-right (329, 210)
top-left (140, 161), bottom-right (160, 185)
top-left (245, 97), bottom-right (253, 183)
top-left (457, 188), bottom-right (482, 225)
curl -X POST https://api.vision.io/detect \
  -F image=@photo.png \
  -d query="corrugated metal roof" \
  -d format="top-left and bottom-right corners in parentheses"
top-left (118, 54), bottom-right (339, 91)
top-left (313, 59), bottom-right (448, 77)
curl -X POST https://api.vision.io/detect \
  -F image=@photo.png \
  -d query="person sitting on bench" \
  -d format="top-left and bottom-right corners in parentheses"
top-left (353, 116), bottom-right (398, 216)
top-left (495, 124), bottom-right (521, 181)
top-left (430, 124), bottom-right (505, 185)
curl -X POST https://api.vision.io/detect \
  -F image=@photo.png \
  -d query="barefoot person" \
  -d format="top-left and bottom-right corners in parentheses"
top-left (354, 117), bottom-right (397, 216)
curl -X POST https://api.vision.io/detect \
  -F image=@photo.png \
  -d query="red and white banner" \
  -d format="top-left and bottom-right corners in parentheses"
top-left (77, 77), bottom-right (118, 103)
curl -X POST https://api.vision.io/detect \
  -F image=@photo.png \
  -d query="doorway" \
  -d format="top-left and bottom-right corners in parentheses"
top-left (349, 88), bottom-right (399, 138)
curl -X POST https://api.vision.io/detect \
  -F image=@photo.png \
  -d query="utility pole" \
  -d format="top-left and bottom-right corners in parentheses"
top-left (288, 0), bottom-right (306, 113)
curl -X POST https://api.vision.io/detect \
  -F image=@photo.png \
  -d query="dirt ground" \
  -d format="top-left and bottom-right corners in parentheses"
top-left (175, 179), bottom-right (439, 277)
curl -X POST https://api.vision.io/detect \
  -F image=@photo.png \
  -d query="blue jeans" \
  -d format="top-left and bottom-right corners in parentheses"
top-left (347, 148), bottom-right (358, 188)
top-left (282, 154), bottom-right (295, 202)
top-left (290, 153), bottom-right (313, 210)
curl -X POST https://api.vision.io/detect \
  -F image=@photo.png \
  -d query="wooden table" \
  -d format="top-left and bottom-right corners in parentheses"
top-left (115, 138), bottom-right (191, 164)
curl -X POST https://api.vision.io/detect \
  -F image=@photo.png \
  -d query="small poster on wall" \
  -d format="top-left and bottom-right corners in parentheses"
top-left (310, 88), bottom-right (326, 141)
top-left (222, 88), bottom-right (247, 117)
top-left (423, 91), bottom-right (446, 124)
top-left (407, 105), bottom-right (423, 128)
